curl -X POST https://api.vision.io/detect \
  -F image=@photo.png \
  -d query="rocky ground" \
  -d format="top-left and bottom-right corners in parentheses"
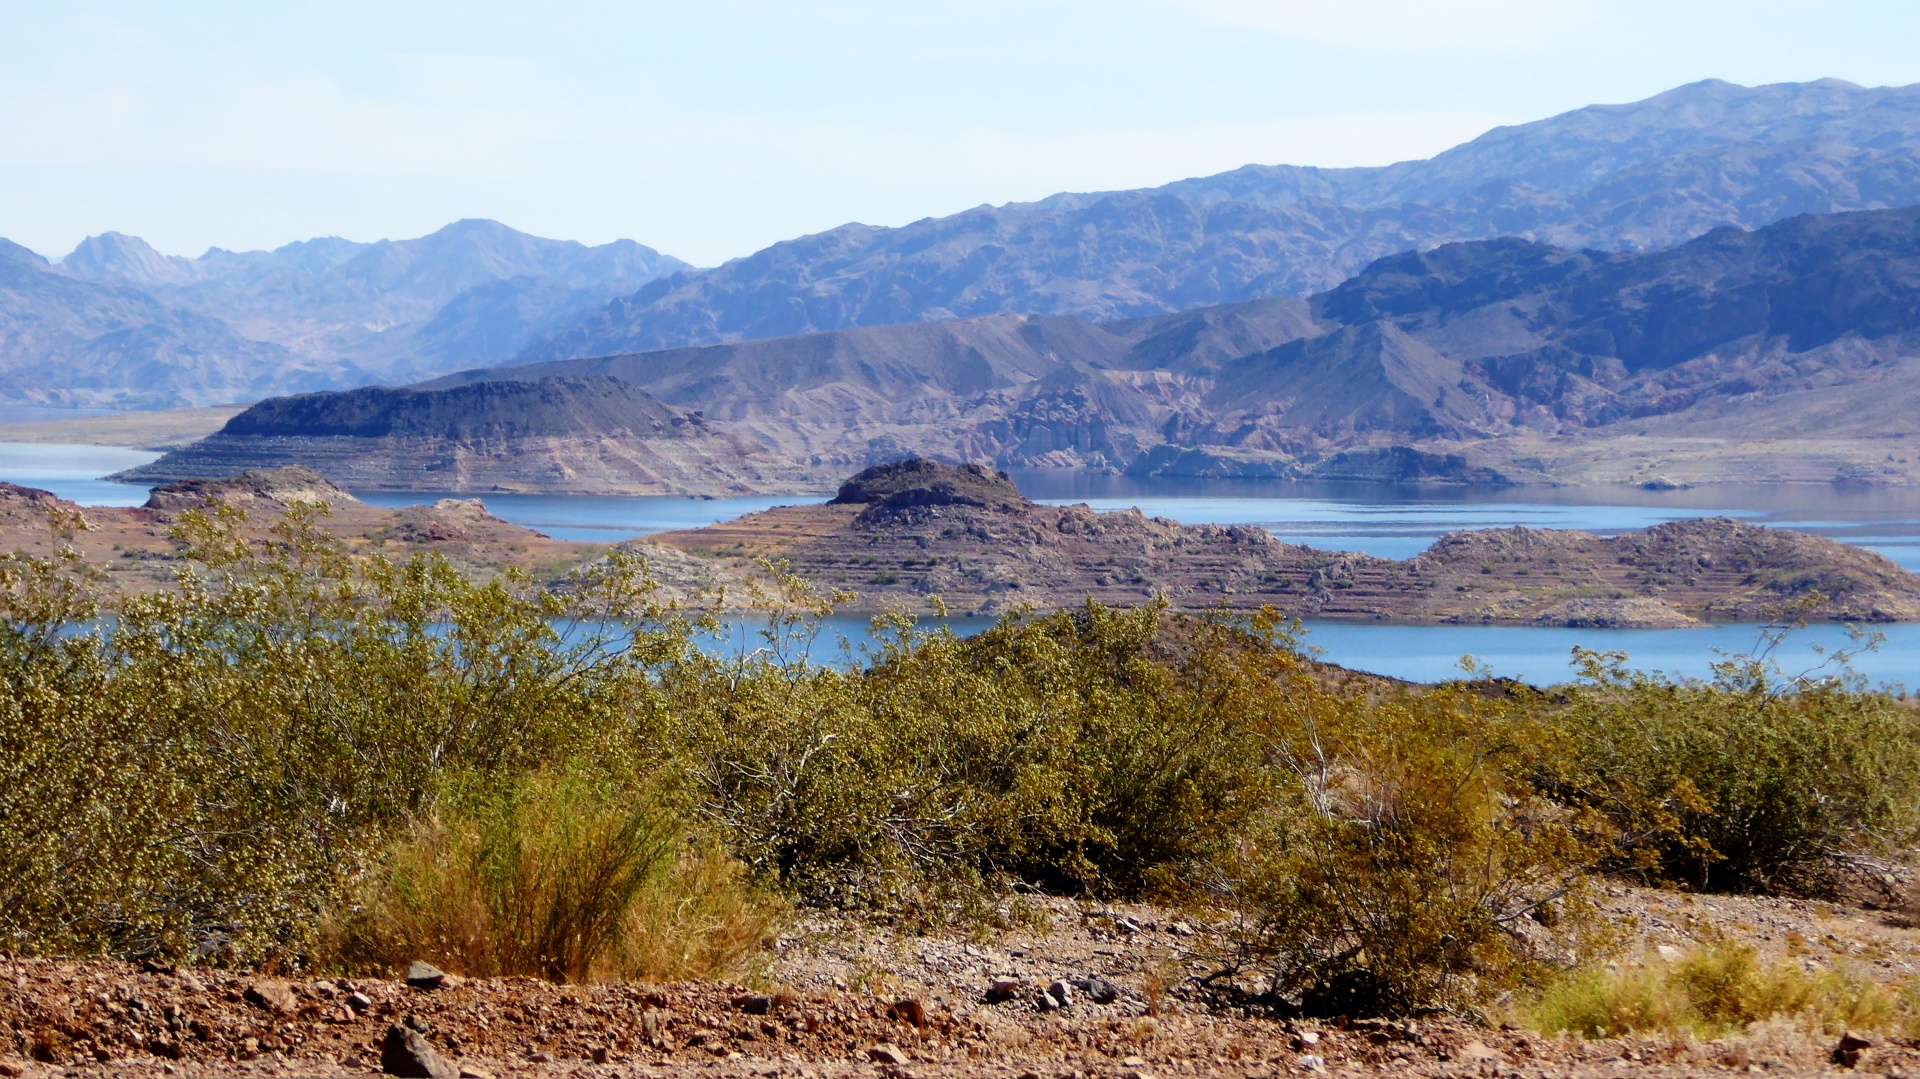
top-left (8, 886), bottom-right (1920, 1078)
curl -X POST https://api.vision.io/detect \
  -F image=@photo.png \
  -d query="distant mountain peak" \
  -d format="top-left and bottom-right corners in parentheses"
top-left (62, 231), bottom-right (199, 286)
top-left (0, 220), bottom-right (692, 408)
top-left (0, 239), bottom-right (49, 269)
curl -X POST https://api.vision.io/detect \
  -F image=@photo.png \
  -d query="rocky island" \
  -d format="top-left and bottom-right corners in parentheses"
top-left (5, 459), bottom-right (1915, 628)
top-left (648, 458), bottom-right (1920, 627)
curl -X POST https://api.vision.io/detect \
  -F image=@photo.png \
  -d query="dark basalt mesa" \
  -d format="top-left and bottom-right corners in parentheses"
top-left (113, 377), bottom-right (827, 496)
top-left (217, 376), bottom-right (700, 441)
top-left (831, 458), bottom-right (1028, 518)
top-left (650, 459), bottom-right (1920, 627)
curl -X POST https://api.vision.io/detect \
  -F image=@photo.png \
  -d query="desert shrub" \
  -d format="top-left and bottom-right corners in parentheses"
top-left (1531, 647), bottom-right (1920, 895)
top-left (328, 769), bottom-right (776, 982)
top-left (663, 600), bottom-right (1294, 904)
top-left (1529, 940), bottom-right (1896, 1038)
top-left (1204, 682), bottom-right (1590, 1017)
top-left (0, 503), bottom-right (689, 963)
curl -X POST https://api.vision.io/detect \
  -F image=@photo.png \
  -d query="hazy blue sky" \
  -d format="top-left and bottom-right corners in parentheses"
top-left (4, 1), bottom-right (1919, 266)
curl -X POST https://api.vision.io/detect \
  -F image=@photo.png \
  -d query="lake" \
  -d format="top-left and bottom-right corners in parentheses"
top-left (701, 614), bottom-right (1916, 690)
top-left (6, 442), bottom-right (1919, 686)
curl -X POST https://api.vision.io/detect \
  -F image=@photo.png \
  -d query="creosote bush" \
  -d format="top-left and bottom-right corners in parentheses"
top-left (1203, 679), bottom-right (1591, 1017)
top-left (663, 596), bottom-right (1293, 905)
top-left (1530, 645), bottom-right (1920, 894)
top-left (0, 501), bottom-right (692, 964)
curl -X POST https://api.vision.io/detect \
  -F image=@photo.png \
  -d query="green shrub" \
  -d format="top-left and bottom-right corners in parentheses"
top-left (1204, 682), bottom-right (1590, 1017)
top-left (0, 503), bottom-right (688, 963)
top-left (663, 601), bottom-right (1293, 904)
top-left (1530, 647), bottom-right (1920, 894)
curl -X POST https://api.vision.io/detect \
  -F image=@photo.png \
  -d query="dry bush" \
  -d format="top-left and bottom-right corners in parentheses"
top-left (330, 770), bottom-right (777, 982)
top-left (0, 503), bottom-right (690, 963)
top-left (1204, 682), bottom-right (1592, 1017)
top-left (616, 841), bottom-right (784, 982)
top-left (1528, 940), bottom-right (1897, 1039)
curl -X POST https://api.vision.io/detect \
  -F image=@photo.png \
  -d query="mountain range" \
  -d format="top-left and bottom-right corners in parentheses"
top-left (518, 78), bottom-right (1920, 360)
top-left (9, 77), bottom-right (1920, 414)
top-left (131, 200), bottom-right (1920, 492)
top-left (0, 220), bottom-right (686, 408)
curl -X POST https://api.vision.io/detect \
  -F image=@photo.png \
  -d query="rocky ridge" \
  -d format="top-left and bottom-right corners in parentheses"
top-left (0, 221), bottom-right (687, 409)
top-left (5, 460), bottom-right (1916, 629)
top-left (402, 203), bottom-right (1920, 489)
top-left (524, 79), bottom-right (1920, 360)
top-left (0, 469), bottom-right (594, 593)
top-left (8, 79), bottom-right (1920, 419)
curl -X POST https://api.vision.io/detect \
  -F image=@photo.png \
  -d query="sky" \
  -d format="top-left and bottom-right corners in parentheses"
top-left (3, 1), bottom-right (1920, 267)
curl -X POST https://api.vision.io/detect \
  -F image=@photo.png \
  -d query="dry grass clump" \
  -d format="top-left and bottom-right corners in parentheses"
top-left (1527, 940), bottom-right (1901, 1039)
top-left (329, 770), bottom-right (776, 982)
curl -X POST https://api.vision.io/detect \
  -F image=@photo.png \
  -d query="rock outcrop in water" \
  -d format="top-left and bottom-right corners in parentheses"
top-left (0, 457), bottom-right (1914, 628)
top-left (649, 459), bottom-right (1920, 626)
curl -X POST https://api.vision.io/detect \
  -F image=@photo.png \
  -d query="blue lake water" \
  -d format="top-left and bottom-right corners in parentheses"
top-left (354, 491), bottom-right (801, 543)
top-left (0, 443), bottom-right (163, 506)
top-left (8, 443), bottom-right (1920, 686)
top-left (700, 615), bottom-right (1916, 690)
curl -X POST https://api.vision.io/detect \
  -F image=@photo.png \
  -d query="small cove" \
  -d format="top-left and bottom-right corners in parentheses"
top-left (5, 442), bottom-right (1918, 686)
